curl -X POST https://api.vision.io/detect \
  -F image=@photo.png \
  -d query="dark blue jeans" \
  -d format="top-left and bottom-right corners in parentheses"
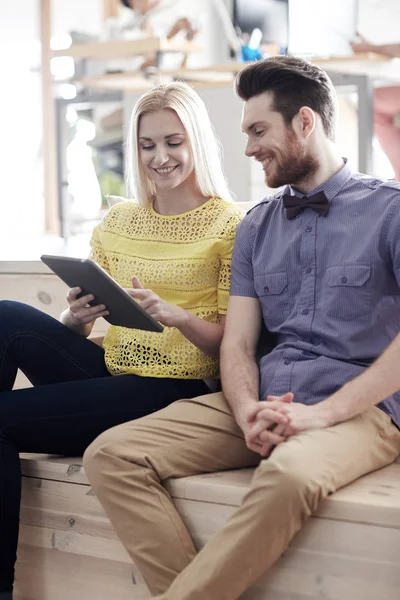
top-left (0, 301), bottom-right (208, 594)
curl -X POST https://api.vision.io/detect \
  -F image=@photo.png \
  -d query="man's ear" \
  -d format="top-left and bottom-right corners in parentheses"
top-left (292, 106), bottom-right (316, 140)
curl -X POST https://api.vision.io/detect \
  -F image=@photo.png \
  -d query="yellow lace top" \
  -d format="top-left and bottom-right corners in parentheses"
top-left (90, 197), bottom-right (243, 379)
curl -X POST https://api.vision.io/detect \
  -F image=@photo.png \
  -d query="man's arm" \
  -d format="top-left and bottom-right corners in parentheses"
top-left (351, 40), bottom-right (400, 59)
top-left (249, 330), bottom-right (400, 441)
top-left (220, 296), bottom-right (261, 425)
top-left (220, 296), bottom-right (290, 452)
top-left (316, 331), bottom-right (400, 426)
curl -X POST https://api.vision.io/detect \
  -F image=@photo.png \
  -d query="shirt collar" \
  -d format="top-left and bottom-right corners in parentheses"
top-left (284, 158), bottom-right (353, 200)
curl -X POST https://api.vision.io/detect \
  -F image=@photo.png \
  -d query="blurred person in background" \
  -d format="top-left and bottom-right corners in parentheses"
top-left (352, 36), bottom-right (400, 180)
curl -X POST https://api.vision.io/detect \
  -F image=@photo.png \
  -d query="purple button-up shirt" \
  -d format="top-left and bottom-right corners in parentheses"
top-left (231, 161), bottom-right (400, 427)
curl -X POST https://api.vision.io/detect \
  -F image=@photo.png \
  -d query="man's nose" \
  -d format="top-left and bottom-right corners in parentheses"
top-left (245, 139), bottom-right (259, 157)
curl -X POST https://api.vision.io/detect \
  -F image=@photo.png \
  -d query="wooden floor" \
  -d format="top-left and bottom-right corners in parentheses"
top-left (14, 454), bottom-right (400, 600)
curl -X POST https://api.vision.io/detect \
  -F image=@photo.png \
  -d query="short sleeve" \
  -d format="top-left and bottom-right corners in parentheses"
top-left (230, 217), bottom-right (257, 298)
top-left (385, 197), bottom-right (400, 287)
top-left (217, 213), bottom-right (243, 314)
top-left (89, 222), bottom-right (111, 275)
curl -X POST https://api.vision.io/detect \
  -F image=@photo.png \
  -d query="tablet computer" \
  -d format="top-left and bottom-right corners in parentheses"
top-left (41, 255), bottom-right (163, 333)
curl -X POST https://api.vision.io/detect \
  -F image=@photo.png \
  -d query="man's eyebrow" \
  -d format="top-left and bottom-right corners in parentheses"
top-left (241, 122), bottom-right (265, 133)
top-left (138, 133), bottom-right (184, 141)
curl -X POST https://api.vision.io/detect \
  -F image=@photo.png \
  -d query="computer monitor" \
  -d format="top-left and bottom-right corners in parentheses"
top-left (233, 0), bottom-right (289, 48)
top-left (232, 0), bottom-right (358, 58)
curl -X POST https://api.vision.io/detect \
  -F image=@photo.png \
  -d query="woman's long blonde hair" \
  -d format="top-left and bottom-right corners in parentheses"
top-left (125, 81), bottom-right (234, 206)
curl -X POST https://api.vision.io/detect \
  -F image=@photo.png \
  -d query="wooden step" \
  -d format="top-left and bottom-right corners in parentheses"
top-left (14, 454), bottom-right (400, 600)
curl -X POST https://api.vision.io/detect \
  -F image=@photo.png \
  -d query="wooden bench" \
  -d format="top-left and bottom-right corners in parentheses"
top-left (15, 454), bottom-right (400, 600)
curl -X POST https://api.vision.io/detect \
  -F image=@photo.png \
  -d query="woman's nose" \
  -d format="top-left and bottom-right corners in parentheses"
top-left (153, 146), bottom-right (169, 166)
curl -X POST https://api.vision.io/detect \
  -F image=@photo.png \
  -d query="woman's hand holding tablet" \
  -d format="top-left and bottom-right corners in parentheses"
top-left (41, 255), bottom-right (163, 332)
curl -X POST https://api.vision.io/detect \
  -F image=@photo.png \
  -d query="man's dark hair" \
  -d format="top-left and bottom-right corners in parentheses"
top-left (120, 0), bottom-right (132, 8)
top-left (235, 56), bottom-right (337, 140)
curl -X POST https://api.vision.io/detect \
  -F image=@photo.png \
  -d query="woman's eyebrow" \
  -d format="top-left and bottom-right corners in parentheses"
top-left (139, 133), bottom-right (184, 141)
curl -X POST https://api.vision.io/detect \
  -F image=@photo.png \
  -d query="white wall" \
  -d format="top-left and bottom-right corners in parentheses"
top-left (0, 0), bottom-right (43, 242)
top-left (52, 0), bottom-right (102, 37)
top-left (0, 0), bottom-right (104, 251)
top-left (197, 86), bottom-right (249, 202)
top-left (358, 0), bottom-right (400, 44)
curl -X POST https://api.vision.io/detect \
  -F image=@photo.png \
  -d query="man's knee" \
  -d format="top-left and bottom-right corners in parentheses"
top-left (255, 455), bottom-right (329, 515)
top-left (83, 425), bottom-right (138, 484)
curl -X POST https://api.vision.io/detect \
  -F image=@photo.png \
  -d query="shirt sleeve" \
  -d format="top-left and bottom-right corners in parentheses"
top-left (385, 195), bottom-right (400, 287)
top-left (89, 210), bottom-right (113, 275)
top-left (230, 216), bottom-right (257, 298)
top-left (217, 213), bottom-right (243, 314)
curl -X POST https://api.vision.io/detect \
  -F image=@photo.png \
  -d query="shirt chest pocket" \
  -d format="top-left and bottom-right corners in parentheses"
top-left (254, 271), bottom-right (290, 330)
top-left (323, 264), bottom-right (372, 321)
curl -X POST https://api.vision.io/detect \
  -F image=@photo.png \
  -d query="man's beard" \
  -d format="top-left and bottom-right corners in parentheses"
top-left (265, 130), bottom-right (319, 189)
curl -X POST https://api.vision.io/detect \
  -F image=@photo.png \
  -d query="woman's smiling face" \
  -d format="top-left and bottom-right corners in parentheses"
top-left (138, 108), bottom-right (196, 193)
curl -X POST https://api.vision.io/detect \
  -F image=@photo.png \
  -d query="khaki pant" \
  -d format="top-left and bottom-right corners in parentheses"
top-left (83, 392), bottom-right (400, 600)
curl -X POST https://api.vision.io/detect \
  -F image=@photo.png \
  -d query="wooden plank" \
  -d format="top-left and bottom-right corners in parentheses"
top-left (0, 261), bottom-right (52, 274)
top-left (15, 544), bottom-right (150, 600)
top-left (148, 53), bottom-right (389, 79)
top-left (21, 477), bottom-right (103, 518)
top-left (246, 560), bottom-right (400, 600)
top-left (316, 462), bottom-right (400, 528)
top-left (20, 504), bottom-right (117, 541)
top-left (19, 523), bottom-right (132, 566)
top-left (166, 468), bottom-right (254, 506)
top-left (78, 73), bottom-right (234, 92)
top-left (17, 478), bottom-right (400, 600)
top-left (173, 495), bottom-right (400, 557)
top-left (51, 37), bottom-right (203, 59)
top-left (20, 454), bottom-right (400, 526)
top-left (0, 274), bottom-right (108, 336)
top-left (21, 455), bottom-right (88, 484)
top-left (166, 465), bottom-right (400, 527)
top-left (0, 274), bottom-right (69, 317)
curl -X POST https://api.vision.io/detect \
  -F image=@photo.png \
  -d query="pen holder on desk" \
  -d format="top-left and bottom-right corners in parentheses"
top-left (240, 46), bottom-right (263, 62)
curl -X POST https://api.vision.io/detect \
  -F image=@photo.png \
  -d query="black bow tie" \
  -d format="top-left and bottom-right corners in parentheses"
top-left (282, 191), bottom-right (330, 219)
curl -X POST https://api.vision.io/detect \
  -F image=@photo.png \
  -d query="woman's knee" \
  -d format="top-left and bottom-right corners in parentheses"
top-left (0, 300), bottom-right (39, 328)
top-left (0, 300), bottom-right (21, 318)
top-left (0, 301), bottom-right (24, 339)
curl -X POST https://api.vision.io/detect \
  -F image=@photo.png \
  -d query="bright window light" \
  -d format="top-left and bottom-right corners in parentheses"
top-left (76, 119), bottom-right (96, 142)
top-left (50, 33), bottom-right (72, 51)
top-left (58, 83), bottom-right (77, 99)
top-left (51, 56), bottom-right (75, 80)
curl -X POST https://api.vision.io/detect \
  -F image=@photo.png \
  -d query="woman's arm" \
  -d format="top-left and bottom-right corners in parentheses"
top-left (128, 276), bottom-right (224, 358)
top-left (176, 313), bottom-right (225, 359)
top-left (60, 287), bottom-right (109, 337)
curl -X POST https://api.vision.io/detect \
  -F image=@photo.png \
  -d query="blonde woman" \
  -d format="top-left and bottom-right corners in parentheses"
top-left (0, 82), bottom-right (242, 600)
